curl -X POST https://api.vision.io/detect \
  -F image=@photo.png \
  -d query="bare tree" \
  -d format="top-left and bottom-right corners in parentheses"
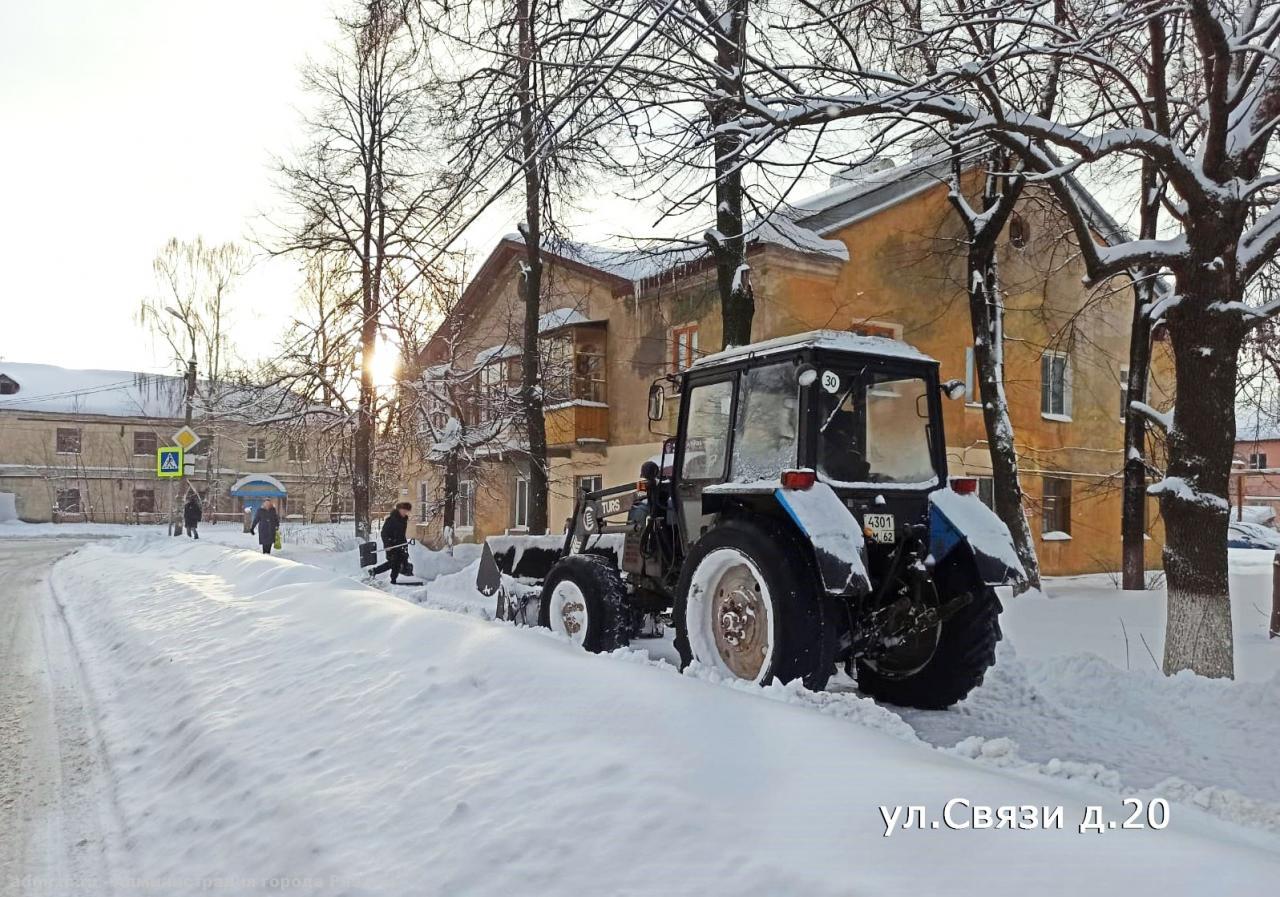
top-left (730, 0), bottom-right (1280, 679)
top-left (139, 236), bottom-right (250, 521)
top-left (270, 0), bottom-right (444, 539)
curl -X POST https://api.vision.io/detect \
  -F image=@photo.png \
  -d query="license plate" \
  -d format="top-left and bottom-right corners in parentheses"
top-left (864, 513), bottom-right (895, 544)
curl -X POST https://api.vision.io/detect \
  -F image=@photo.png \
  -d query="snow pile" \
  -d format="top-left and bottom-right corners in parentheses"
top-left (49, 539), bottom-right (1280, 895)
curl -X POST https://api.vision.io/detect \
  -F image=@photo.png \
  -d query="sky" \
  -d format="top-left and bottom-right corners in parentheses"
top-left (0, 1), bottom-right (338, 374)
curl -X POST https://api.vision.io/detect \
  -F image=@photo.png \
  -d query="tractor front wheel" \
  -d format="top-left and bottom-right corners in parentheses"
top-left (674, 518), bottom-right (835, 690)
top-left (537, 555), bottom-right (631, 653)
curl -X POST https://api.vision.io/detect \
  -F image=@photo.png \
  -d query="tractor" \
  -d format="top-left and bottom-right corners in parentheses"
top-left (477, 329), bottom-right (1025, 709)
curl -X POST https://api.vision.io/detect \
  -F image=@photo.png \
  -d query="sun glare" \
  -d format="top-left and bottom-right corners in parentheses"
top-left (368, 346), bottom-right (400, 388)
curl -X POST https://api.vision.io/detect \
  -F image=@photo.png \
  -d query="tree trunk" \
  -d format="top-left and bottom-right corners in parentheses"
top-left (516, 0), bottom-right (549, 535)
top-left (706, 0), bottom-right (753, 348)
top-left (1121, 281), bottom-right (1154, 589)
top-left (1159, 280), bottom-right (1241, 679)
top-left (442, 453), bottom-right (458, 552)
top-left (968, 247), bottom-right (1042, 591)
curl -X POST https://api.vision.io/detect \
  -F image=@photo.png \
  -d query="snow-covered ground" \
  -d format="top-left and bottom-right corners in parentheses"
top-left (8, 525), bottom-right (1280, 894)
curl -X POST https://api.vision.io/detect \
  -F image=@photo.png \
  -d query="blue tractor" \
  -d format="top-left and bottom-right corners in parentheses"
top-left (480, 330), bottom-right (1024, 709)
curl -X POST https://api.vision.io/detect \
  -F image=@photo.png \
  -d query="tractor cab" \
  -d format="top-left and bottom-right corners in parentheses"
top-left (650, 330), bottom-right (950, 564)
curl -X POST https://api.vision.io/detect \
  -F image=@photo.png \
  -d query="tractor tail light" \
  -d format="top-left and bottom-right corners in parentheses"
top-left (781, 469), bottom-right (817, 490)
top-left (951, 476), bottom-right (978, 495)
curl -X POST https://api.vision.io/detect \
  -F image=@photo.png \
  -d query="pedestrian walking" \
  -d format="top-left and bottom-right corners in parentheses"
top-left (251, 499), bottom-right (280, 555)
top-left (183, 492), bottom-right (203, 539)
top-left (367, 502), bottom-right (415, 584)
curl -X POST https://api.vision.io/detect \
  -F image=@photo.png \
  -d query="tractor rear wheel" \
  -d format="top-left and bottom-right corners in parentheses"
top-left (855, 586), bottom-right (1001, 709)
top-left (537, 554), bottom-right (631, 653)
top-left (674, 518), bottom-right (835, 690)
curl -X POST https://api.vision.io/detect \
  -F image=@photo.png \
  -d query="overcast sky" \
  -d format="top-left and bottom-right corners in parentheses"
top-left (0, 1), bottom-right (338, 374)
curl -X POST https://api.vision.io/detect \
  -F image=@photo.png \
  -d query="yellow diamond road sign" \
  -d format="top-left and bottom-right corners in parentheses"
top-left (172, 426), bottom-right (201, 452)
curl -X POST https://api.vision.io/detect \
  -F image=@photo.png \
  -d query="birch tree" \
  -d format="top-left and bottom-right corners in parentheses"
top-left (731, 0), bottom-right (1280, 679)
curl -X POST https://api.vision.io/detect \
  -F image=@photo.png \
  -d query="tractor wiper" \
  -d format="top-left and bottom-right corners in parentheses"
top-left (820, 366), bottom-right (866, 434)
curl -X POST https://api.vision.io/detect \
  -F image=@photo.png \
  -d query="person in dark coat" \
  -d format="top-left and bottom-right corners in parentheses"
top-left (183, 493), bottom-right (203, 539)
top-left (250, 499), bottom-right (280, 555)
top-left (368, 502), bottom-right (412, 583)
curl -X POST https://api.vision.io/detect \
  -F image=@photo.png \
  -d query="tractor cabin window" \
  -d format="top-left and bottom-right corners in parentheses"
top-left (731, 363), bottom-right (799, 482)
top-left (817, 369), bottom-right (935, 485)
top-left (1041, 477), bottom-right (1072, 537)
top-left (672, 324), bottom-right (699, 371)
top-left (681, 379), bottom-right (734, 480)
top-left (56, 428), bottom-right (81, 454)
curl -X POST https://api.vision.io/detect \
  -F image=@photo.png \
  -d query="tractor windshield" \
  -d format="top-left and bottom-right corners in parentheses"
top-left (816, 368), bottom-right (937, 486)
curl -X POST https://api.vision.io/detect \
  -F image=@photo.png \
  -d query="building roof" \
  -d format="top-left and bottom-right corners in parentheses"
top-left (0, 362), bottom-right (190, 419)
top-left (692, 329), bottom-right (936, 368)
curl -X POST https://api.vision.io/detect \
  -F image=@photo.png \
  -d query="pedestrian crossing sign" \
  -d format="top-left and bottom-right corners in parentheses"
top-left (157, 446), bottom-right (184, 478)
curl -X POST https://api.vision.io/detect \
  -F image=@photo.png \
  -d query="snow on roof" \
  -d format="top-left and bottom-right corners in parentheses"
top-left (692, 329), bottom-right (936, 368)
top-left (538, 307), bottom-right (592, 333)
top-left (0, 361), bottom-right (189, 418)
top-left (474, 343), bottom-right (521, 366)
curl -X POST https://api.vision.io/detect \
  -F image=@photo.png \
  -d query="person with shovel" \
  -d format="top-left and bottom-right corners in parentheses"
top-left (368, 501), bottom-right (418, 585)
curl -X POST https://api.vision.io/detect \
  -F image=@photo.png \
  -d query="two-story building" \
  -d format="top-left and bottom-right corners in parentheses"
top-left (0, 363), bottom-right (347, 524)
top-left (408, 154), bottom-right (1173, 575)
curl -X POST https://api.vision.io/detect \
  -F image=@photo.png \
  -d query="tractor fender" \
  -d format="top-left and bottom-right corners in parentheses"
top-left (772, 483), bottom-right (871, 596)
top-left (929, 487), bottom-right (1026, 587)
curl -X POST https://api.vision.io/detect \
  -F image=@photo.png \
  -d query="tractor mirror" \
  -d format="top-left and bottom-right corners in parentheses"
top-left (647, 383), bottom-right (665, 421)
top-left (941, 379), bottom-right (966, 401)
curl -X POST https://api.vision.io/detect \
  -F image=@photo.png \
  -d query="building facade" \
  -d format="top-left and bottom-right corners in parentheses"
top-left (0, 363), bottom-right (344, 524)
top-left (409, 159), bottom-right (1173, 576)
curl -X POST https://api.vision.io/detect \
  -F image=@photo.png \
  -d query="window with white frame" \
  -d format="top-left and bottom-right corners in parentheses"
top-left (1041, 477), bottom-right (1072, 536)
top-left (288, 440), bottom-right (307, 462)
top-left (1249, 452), bottom-right (1268, 470)
top-left (1040, 352), bottom-right (1072, 418)
top-left (513, 478), bottom-right (529, 529)
top-left (964, 347), bottom-right (983, 406)
top-left (458, 481), bottom-right (475, 529)
top-left (246, 437), bottom-right (268, 461)
top-left (977, 476), bottom-right (994, 510)
top-left (576, 474), bottom-right (603, 495)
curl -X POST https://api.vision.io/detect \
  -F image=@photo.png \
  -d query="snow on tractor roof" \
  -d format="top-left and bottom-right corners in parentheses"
top-left (692, 329), bottom-right (936, 369)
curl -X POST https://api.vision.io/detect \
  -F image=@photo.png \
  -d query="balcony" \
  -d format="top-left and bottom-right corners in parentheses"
top-left (544, 321), bottom-right (608, 447)
top-left (546, 401), bottom-right (609, 446)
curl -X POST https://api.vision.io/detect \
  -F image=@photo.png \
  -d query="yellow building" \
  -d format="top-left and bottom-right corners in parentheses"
top-left (0, 363), bottom-right (345, 524)
top-left (410, 159), bottom-right (1170, 575)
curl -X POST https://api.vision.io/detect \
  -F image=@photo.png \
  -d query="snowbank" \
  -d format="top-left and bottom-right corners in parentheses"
top-left (47, 540), bottom-right (1280, 895)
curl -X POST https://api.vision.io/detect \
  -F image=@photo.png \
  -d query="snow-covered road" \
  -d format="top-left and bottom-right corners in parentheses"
top-left (0, 540), bottom-right (126, 897)
top-left (13, 535), bottom-right (1278, 896)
